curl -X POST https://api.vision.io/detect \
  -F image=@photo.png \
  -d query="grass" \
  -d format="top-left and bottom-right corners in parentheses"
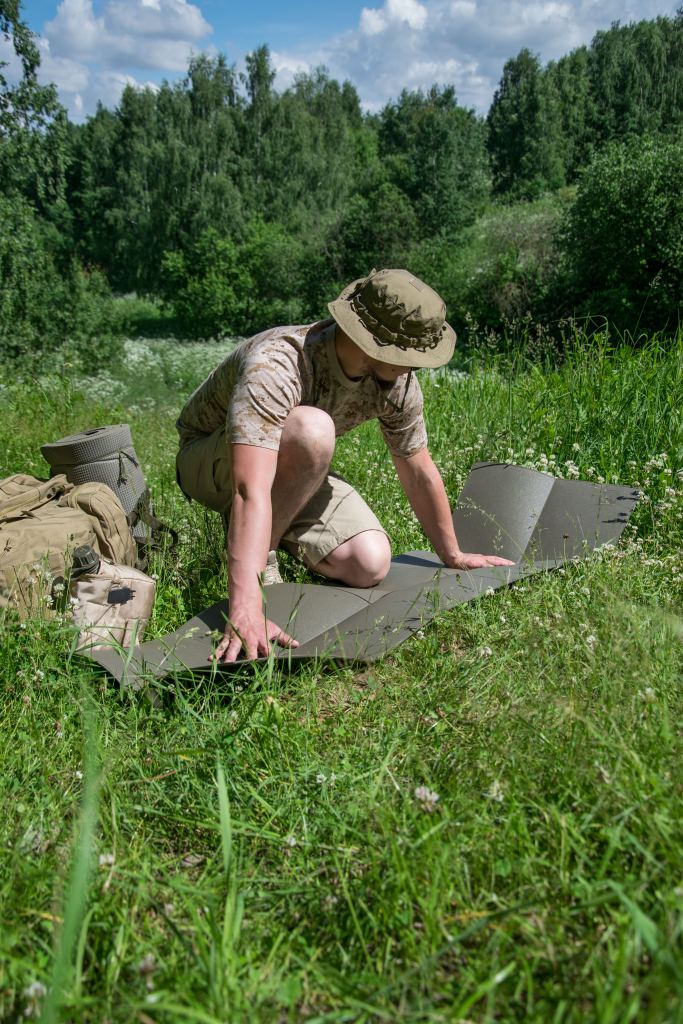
top-left (1, 330), bottom-right (682, 1022)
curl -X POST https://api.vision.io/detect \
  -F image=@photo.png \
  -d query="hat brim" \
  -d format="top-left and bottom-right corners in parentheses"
top-left (328, 277), bottom-right (456, 370)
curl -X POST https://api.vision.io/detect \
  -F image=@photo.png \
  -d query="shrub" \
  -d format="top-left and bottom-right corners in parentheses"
top-left (0, 194), bottom-right (124, 372)
top-left (408, 196), bottom-right (565, 334)
top-left (559, 134), bottom-right (683, 330)
top-left (161, 221), bottom-right (308, 337)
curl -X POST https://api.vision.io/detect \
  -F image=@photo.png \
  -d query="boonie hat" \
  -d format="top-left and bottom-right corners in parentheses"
top-left (328, 268), bottom-right (456, 369)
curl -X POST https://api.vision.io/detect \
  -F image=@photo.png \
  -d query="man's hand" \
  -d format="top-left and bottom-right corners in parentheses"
top-left (445, 552), bottom-right (515, 570)
top-left (393, 449), bottom-right (517, 570)
top-left (213, 610), bottom-right (299, 663)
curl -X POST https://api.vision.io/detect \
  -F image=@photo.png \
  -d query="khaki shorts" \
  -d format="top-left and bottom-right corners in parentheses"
top-left (176, 427), bottom-right (387, 565)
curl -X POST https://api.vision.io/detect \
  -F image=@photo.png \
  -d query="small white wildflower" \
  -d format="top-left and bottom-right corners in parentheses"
top-left (525, 447), bottom-right (535, 457)
top-left (329, 772), bottom-right (337, 785)
top-left (74, 770), bottom-right (83, 780)
top-left (484, 586), bottom-right (495, 597)
top-left (139, 952), bottom-right (156, 973)
top-left (572, 442), bottom-right (581, 452)
top-left (665, 487), bottom-right (676, 497)
top-left (284, 834), bottom-right (297, 848)
top-left (486, 780), bottom-right (505, 803)
top-left (151, 573), bottom-right (159, 581)
top-left (316, 772), bottom-right (327, 784)
top-left (99, 852), bottom-right (115, 868)
top-left (499, 614), bottom-right (507, 624)
top-left (414, 785), bottom-right (440, 812)
top-left (23, 980), bottom-right (47, 1017)
top-left (52, 582), bottom-right (65, 594)
top-left (585, 634), bottom-right (598, 649)
top-left (479, 645), bottom-right (493, 657)
top-left (35, 670), bottom-right (44, 681)
top-left (23, 982), bottom-right (47, 1000)
top-left (581, 587), bottom-right (590, 596)
top-left (19, 622), bottom-right (27, 630)
top-left (641, 687), bottom-right (656, 703)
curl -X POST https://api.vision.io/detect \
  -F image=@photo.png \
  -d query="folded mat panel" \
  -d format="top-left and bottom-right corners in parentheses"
top-left (82, 464), bottom-right (639, 686)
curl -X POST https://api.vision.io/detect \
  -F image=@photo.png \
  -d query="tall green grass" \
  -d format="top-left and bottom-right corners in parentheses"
top-left (1, 330), bottom-right (682, 1022)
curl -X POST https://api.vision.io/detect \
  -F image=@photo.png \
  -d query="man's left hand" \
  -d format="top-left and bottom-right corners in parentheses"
top-left (445, 552), bottom-right (515, 570)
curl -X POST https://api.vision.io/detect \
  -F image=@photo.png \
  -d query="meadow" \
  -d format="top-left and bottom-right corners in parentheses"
top-left (1, 330), bottom-right (682, 1023)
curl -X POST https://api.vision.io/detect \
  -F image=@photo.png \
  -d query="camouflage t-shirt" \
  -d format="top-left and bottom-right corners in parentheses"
top-left (176, 319), bottom-right (428, 459)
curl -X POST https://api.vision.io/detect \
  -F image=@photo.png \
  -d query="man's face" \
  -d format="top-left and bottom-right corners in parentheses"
top-left (362, 354), bottom-right (414, 384)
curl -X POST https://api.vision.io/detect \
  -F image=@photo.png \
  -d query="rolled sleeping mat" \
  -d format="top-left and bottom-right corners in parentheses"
top-left (41, 425), bottom-right (150, 543)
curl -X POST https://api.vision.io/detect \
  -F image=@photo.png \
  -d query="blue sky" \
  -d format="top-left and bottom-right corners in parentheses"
top-left (8, 0), bottom-right (679, 120)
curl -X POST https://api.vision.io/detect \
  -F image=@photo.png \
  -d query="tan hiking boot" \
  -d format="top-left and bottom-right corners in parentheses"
top-left (222, 549), bottom-right (283, 585)
top-left (263, 549), bottom-right (283, 586)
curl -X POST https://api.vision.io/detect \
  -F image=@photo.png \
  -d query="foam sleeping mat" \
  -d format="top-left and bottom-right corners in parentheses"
top-left (83, 463), bottom-right (639, 685)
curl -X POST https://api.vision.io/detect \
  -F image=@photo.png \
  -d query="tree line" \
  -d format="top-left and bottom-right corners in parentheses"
top-left (1, 1), bottom-right (682, 368)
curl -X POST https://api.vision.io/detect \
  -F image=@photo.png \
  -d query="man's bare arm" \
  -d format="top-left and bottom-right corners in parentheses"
top-left (214, 443), bottom-right (297, 663)
top-left (392, 448), bottom-right (515, 569)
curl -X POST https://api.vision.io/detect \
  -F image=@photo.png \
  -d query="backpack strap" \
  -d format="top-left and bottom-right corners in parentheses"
top-left (128, 489), bottom-right (179, 551)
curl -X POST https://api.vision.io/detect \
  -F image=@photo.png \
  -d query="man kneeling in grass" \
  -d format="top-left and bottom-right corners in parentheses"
top-left (175, 268), bottom-right (512, 662)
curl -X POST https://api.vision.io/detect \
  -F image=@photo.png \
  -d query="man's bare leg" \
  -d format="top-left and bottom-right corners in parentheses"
top-left (312, 530), bottom-right (391, 588)
top-left (269, 407), bottom-right (391, 588)
top-left (269, 406), bottom-right (336, 549)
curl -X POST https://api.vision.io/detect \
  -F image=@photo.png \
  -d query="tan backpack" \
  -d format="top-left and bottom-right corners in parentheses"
top-left (0, 473), bottom-right (137, 617)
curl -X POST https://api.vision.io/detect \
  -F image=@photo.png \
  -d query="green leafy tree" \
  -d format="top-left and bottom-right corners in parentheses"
top-left (588, 16), bottom-right (683, 145)
top-left (546, 47), bottom-right (594, 181)
top-left (379, 85), bottom-right (490, 236)
top-left (487, 48), bottom-right (565, 197)
top-left (326, 182), bottom-right (419, 282)
top-left (161, 221), bottom-right (307, 337)
top-left (0, 0), bottom-right (67, 211)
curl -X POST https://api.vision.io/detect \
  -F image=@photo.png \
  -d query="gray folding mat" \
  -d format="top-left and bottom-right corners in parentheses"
top-left (83, 463), bottom-right (639, 686)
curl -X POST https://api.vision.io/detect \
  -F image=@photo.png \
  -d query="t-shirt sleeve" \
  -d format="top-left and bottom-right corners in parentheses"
top-left (228, 337), bottom-right (304, 449)
top-left (378, 373), bottom-right (428, 458)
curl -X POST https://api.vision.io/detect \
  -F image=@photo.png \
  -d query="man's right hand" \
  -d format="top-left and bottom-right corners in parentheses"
top-left (213, 610), bottom-right (299, 663)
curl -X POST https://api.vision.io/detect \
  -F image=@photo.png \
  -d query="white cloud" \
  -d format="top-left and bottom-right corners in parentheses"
top-left (43, 0), bottom-right (211, 70)
top-left (275, 0), bottom-right (679, 113)
top-left (26, 0), bottom-right (211, 118)
top-left (360, 0), bottom-right (429, 35)
top-left (8, 0), bottom-right (678, 120)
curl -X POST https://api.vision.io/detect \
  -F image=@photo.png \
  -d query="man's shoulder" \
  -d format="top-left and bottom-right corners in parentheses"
top-left (241, 320), bottom-right (330, 356)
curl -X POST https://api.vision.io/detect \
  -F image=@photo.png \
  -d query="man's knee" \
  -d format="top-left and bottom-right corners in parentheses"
top-left (279, 407), bottom-right (335, 470)
top-left (319, 530), bottom-right (392, 588)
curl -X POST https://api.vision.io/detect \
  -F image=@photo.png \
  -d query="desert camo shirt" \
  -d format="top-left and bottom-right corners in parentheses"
top-left (176, 319), bottom-right (428, 459)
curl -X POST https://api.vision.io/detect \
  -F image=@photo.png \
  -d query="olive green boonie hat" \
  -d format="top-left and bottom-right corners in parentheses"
top-left (328, 268), bottom-right (456, 369)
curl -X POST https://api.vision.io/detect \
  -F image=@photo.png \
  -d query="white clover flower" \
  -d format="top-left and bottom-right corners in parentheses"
top-left (484, 586), bottom-right (495, 597)
top-left (486, 780), bottom-right (505, 802)
top-left (585, 634), bottom-right (598, 649)
top-left (572, 442), bottom-right (581, 452)
top-left (283, 834), bottom-right (297, 848)
top-left (99, 852), bottom-right (115, 868)
top-left (479, 645), bottom-right (493, 657)
top-left (23, 982), bottom-right (47, 1000)
top-left (641, 687), bottom-right (656, 703)
top-left (499, 614), bottom-right (507, 624)
top-left (414, 785), bottom-right (440, 811)
top-left (316, 772), bottom-right (327, 784)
